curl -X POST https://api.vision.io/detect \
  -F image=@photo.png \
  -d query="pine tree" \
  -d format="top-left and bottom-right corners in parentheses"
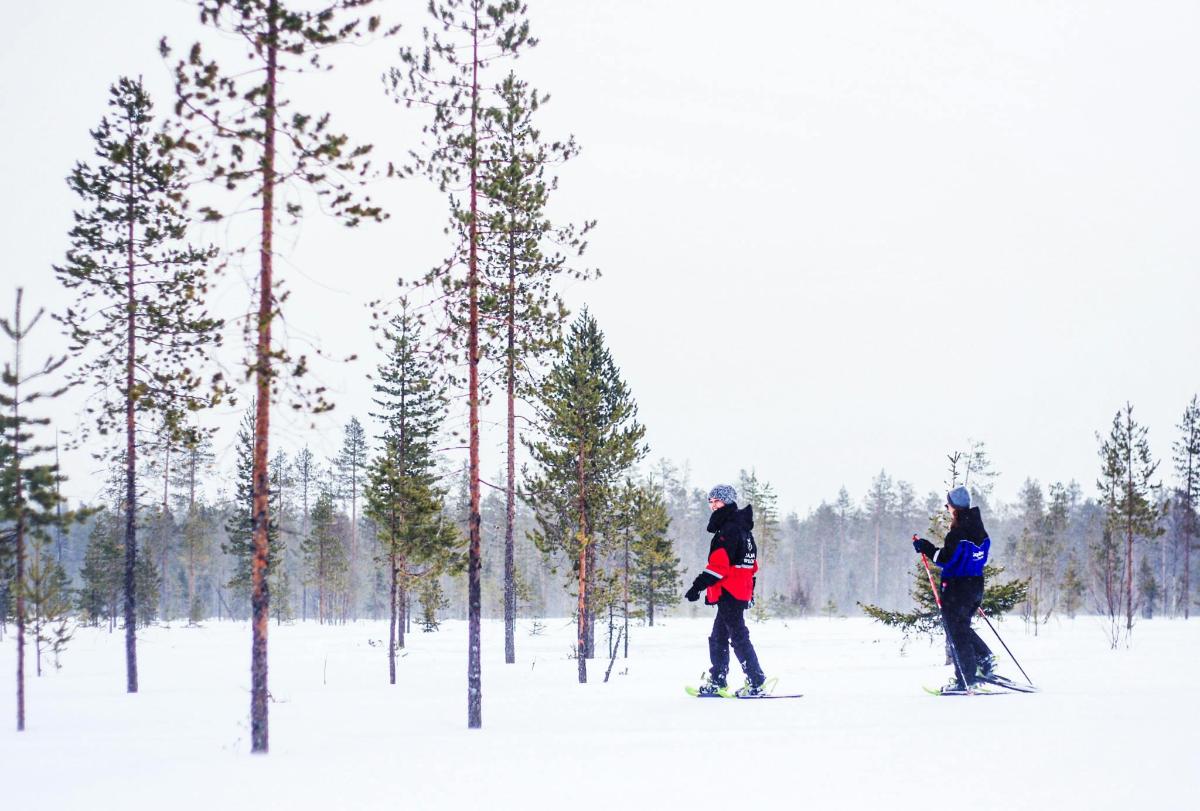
top-left (474, 69), bottom-right (595, 665)
top-left (862, 469), bottom-right (894, 606)
top-left (180, 502), bottom-right (214, 624)
top-left (55, 77), bottom-right (224, 694)
top-left (301, 489), bottom-right (348, 624)
top-left (1060, 554), bottom-right (1086, 619)
top-left (1, 289), bottom-right (74, 731)
top-left (627, 480), bottom-right (678, 628)
top-left (336, 417), bottom-right (368, 618)
top-left (390, 0), bottom-right (534, 730)
top-left (293, 445), bottom-right (316, 620)
top-left (525, 310), bottom-right (646, 683)
top-left (25, 533), bottom-right (74, 675)
top-left (165, 0), bottom-right (391, 752)
top-left (1098, 403), bottom-right (1164, 644)
top-left (1173, 395), bottom-right (1199, 618)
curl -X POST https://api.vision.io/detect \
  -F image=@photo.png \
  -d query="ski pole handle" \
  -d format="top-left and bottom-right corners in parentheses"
top-left (919, 551), bottom-right (943, 609)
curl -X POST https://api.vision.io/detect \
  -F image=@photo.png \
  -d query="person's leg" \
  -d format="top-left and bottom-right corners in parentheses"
top-left (720, 597), bottom-right (765, 686)
top-left (707, 609), bottom-right (731, 685)
top-left (941, 584), bottom-right (978, 687)
top-left (967, 587), bottom-right (993, 673)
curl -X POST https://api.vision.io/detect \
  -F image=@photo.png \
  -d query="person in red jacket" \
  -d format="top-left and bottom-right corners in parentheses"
top-left (685, 484), bottom-right (766, 696)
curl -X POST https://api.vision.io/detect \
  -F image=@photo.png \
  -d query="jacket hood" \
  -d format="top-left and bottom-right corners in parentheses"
top-left (957, 506), bottom-right (988, 543)
top-left (707, 502), bottom-right (754, 534)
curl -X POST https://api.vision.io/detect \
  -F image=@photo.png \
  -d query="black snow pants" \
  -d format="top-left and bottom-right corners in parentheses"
top-left (708, 593), bottom-right (765, 687)
top-left (940, 576), bottom-right (992, 687)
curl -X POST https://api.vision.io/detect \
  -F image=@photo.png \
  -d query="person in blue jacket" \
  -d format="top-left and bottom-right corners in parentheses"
top-left (912, 485), bottom-right (996, 692)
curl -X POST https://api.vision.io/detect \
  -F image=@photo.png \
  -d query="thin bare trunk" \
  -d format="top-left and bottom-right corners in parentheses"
top-left (1186, 455), bottom-right (1194, 620)
top-left (1125, 443), bottom-right (1135, 636)
top-left (249, 4), bottom-right (278, 754)
top-left (350, 465), bottom-right (358, 621)
top-left (12, 295), bottom-right (26, 729)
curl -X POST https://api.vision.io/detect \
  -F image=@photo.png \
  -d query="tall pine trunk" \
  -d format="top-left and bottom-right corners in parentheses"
top-left (647, 564), bottom-right (656, 628)
top-left (503, 232), bottom-right (517, 664)
top-left (124, 146), bottom-right (139, 694)
top-left (388, 542), bottom-right (398, 684)
top-left (623, 532), bottom-right (629, 659)
top-left (576, 447), bottom-right (588, 683)
top-left (465, 5), bottom-right (483, 729)
top-left (160, 447), bottom-right (170, 621)
top-left (585, 542), bottom-right (596, 659)
top-left (249, 4), bottom-right (278, 754)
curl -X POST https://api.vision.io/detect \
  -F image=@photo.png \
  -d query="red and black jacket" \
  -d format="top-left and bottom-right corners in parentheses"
top-left (690, 502), bottom-right (758, 606)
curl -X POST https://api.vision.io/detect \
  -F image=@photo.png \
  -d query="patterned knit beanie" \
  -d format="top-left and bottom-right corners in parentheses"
top-left (708, 484), bottom-right (737, 504)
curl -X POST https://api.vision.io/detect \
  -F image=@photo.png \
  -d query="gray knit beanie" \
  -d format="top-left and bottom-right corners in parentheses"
top-left (947, 485), bottom-right (971, 510)
top-left (708, 484), bottom-right (737, 504)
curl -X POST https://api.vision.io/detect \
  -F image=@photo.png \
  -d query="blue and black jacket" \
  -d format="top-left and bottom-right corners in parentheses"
top-left (930, 507), bottom-right (990, 579)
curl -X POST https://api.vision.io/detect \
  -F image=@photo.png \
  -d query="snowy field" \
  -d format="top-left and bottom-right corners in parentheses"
top-left (3, 614), bottom-right (1197, 810)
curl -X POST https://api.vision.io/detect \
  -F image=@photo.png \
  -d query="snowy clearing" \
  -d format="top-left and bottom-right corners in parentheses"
top-left (3, 616), bottom-right (1196, 810)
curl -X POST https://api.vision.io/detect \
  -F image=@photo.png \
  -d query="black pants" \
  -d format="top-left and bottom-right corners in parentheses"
top-left (941, 577), bottom-right (992, 687)
top-left (708, 594), bottom-right (765, 686)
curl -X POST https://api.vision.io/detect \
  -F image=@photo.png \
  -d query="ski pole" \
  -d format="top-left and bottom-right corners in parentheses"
top-left (976, 607), bottom-right (1035, 686)
top-left (915, 540), bottom-right (970, 692)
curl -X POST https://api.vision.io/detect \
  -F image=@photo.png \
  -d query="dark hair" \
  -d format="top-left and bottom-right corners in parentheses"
top-left (949, 506), bottom-right (966, 529)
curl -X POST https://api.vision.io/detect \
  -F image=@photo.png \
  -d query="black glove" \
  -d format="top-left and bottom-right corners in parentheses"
top-left (685, 586), bottom-right (701, 602)
top-left (912, 536), bottom-right (937, 557)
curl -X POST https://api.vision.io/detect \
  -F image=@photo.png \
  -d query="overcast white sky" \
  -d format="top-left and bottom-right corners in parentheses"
top-left (3, 1), bottom-right (1198, 514)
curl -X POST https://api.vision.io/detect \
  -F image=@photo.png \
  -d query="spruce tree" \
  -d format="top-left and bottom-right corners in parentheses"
top-left (1097, 403), bottom-right (1163, 644)
top-left (1, 289), bottom-right (74, 731)
top-left (78, 510), bottom-right (123, 628)
top-left (390, 0), bottom-right (534, 729)
top-left (1173, 395), bottom-right (1199, 618)
top-left (55, 76), bottom-right (224, 694)
top-left (525, 310), bottom-right (646, 683)
top-left (164, 0), bottom-right (390, 751)
top-left (366, 308), bottom-right (459, 682)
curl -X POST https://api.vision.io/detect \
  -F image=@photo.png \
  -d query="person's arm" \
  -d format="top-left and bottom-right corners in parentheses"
top-left (930, 537), bottom-right (961, 565)
top-left (912, 534), bottom-right (961, 565)
top-left (685, 546), bottom-right (731, 600)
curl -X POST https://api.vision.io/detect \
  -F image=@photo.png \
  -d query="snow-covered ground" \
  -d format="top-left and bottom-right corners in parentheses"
top-left (3, 614), bottom-right (1196, 810)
